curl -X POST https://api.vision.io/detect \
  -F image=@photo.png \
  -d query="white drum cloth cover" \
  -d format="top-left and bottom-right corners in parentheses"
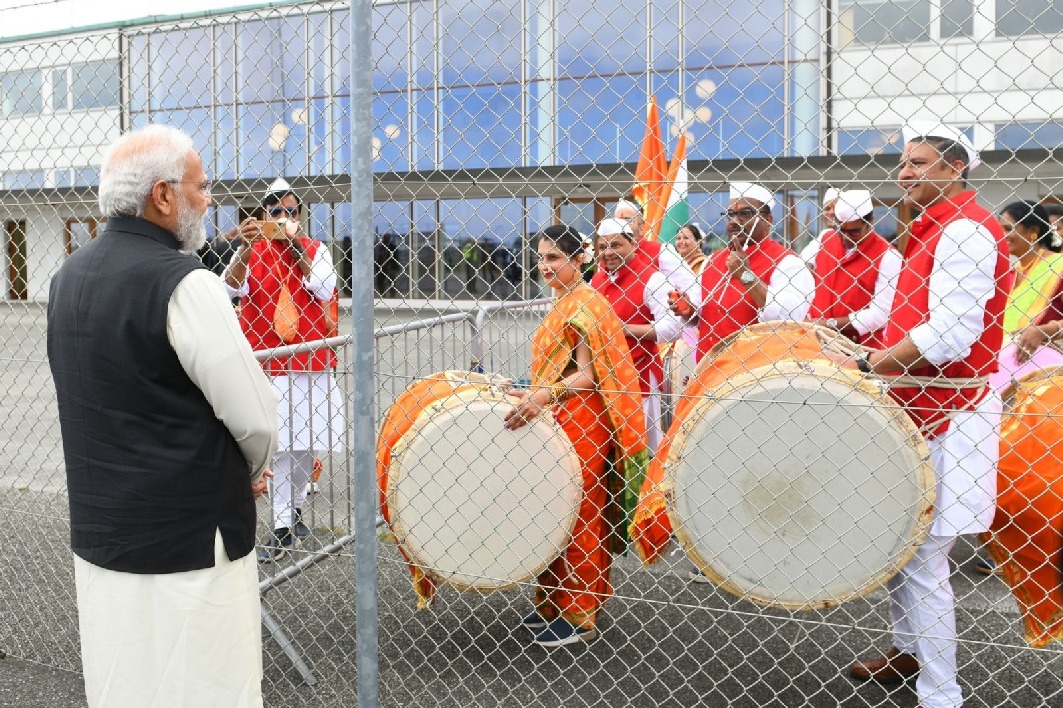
top-left (667, 360), bottom-right (935, 610)
top-left (387, 387), bottom-right (583, 592)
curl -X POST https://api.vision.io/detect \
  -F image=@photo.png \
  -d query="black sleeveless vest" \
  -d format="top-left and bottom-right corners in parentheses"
top-left (47, 217), bottom-right (255, 573)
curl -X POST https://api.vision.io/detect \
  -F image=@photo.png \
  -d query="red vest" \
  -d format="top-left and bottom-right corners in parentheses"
top-left (808, 230), bottom-right (894, 348)
top-left (880, 191), bottom-right (1009, 436)
top-left (696, 238), bottom-right (792, 361)
top-left (238, 237), bottom-right (337, 375)
top-left (591, 258), bottom-right (663, 394)
top-left (638, 239), bottom-right (662, 269)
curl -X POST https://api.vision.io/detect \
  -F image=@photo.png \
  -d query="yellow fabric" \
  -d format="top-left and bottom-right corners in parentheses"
top-left (531, 286), bottom-right (650, 536)
top-left (1004, 252), bottom-right (1063, 334)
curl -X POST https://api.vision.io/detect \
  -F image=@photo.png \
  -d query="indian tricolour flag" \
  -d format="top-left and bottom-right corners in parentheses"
top-left (646, 132), bottom-right (689, 245)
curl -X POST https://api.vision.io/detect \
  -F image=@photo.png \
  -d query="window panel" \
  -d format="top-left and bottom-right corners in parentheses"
top-left (374, 200), bottom-right (412, 298)
top-left (684, 0), bottom-right (785, 65)
top-left (941, 0), bottom-right (975, 38)
top-left (129, 33), bottom-right (149, 111)
top-left (309, 12), bottom-right (331, 97)
top-left (1, 70), bottom-right (43, 117)
top-left (996, 0), bottom-right (1063, 36)
top-left (438, 0), bottom-right (521, 85)
top-left (374, 92), bottom-right (410, 172)
top-left (556, 75), bottom-right (644, 166)
top-left (72, 61), bottom-right (120, 110)
top-left (687, 65), bottom-right (785, 160)
top-left (238, 101), bottom-right (309, 179)
top-left (237, 18), bottom-right (306, 103)
top-left (150, 28), bottom-right (212, 109)
top-left (556, 0), bottom-right (646, 77)
top-left (838, 0), bottom-right (930, 45)
top-left (996, 120), bottom-right (1063, 151)
top-left (52, 68), bottom-right (68, 111)
top-left (438, 84), bottom-right (521, 170)
top-left (374, 3), bottom-right (410, 91)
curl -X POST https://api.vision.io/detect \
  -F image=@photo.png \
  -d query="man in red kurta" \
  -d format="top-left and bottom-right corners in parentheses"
top-left (802, 189), bottom-right (902, 348)
top-left (678, 182), bottom-right (814, 362)
top-left (590, 218), bottom-right (683, 453)
top-left (833, 123), bottom-right (1010, 708)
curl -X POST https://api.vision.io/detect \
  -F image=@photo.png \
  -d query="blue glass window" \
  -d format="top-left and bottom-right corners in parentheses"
top-left (374, 92), bottom-right (410, 172)
top-left (238, 101), bottom-right (309, 179)
top-left (215, 106), bottom-right (237, 180)
top-left (129, 33), bottom-right (149, 111)
top-left (438, 84), bottom-right (521, 170)
top-left (149, 28), bottom-right (213, 109)
top-left (682, 66), bottom-right (785, 160)
top-left (309, 12), bottom-right (331, 97)
top-left (310, 98), bottom-right (331, 175)
top-left (996, 0), bottom-right (1063, 36)
top-left (556, 0), bottom-right (647, 77)
top-left (996, 121), bottom-right (1063, 151)
top-left (373, 3), bottom-right (410, 91)
top-left (556, 75), bottom-right (644, 166)
top-left (3, 171), bottom-right (45, 189)
top-left (838, 0), bottom-right (930, 45)
top-left (237, 18), bottom-right (306, 104)
top-left (1, 70), bottom-right (42, 116)
top-left (438, 0), bottom-right (521, 85)
top-left (684, 0), bottom-right (785, 65)
top-left (71, 61), bottom-right (120, 110)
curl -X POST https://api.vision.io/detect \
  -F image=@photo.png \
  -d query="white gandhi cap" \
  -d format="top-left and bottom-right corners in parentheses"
top-left (901, 122), bottom-right (981, 170)
top-left (834, 190), bottom-right (874, 224)
top-left (729, 182), bottom-right (777, 210)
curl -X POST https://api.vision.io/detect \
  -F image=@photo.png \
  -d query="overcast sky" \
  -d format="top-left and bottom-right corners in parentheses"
top-left (0, 0), bottom-right (269, 39)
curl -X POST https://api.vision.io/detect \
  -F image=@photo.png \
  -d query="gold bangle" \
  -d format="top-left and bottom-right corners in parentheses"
top-left (549, 382), bottom-right (571, 403)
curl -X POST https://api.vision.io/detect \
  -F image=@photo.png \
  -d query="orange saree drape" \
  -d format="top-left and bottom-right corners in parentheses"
top-left (530, 286), bottom-right (649, 629)
top-left (984, 369), bottom-right (1063, 647)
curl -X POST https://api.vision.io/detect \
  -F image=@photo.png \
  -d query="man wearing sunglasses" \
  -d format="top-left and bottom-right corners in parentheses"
top-left (801, 189), bottom-right (901, 348)
top-left (223, 178), bottom-right (342, 563)
top-left (673, 182), bottom-right (814, 364)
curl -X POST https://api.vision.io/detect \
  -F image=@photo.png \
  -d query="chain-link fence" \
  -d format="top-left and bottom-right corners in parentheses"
top-left (2, 0), bottom-right (1063, 706)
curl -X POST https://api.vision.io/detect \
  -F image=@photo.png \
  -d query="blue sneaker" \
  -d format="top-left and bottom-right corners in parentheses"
top-left (257, 527), bottom-right (297, 563)
top-left (293, 509), bottom-right (311, 539)
top-left (521, 611), bottom-right (548, 631)
top-left (532, 618), bottom-right (597, 647)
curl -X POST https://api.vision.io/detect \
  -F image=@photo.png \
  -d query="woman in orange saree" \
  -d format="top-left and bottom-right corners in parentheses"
top-left (504, 224), bottom-right (649, 647)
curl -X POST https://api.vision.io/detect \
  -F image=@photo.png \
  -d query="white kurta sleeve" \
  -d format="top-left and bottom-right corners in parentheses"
top-left (909, 219), bottom-right (997, 366)
top-left (303, 243), bottom-right (337, 302)
top-left (167, 269), bottom-right (278, 480)
top-left (799, 235), bottom-right (822, 266)
top-left (656, 243), bottom-right (701, 303)
top-left (849, 247), bottom-right (902, 337)
top-left (762, 254), bottom-right (814, 322)
top-left (645, 271), bottom-right (685, 343)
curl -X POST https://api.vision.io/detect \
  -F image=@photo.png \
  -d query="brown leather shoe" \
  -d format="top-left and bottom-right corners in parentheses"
top-left (849, 646), bottom-right (920, 683)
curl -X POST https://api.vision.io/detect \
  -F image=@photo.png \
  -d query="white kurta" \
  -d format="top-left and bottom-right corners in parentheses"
top-left (77, 269), bottom-right (278, 708)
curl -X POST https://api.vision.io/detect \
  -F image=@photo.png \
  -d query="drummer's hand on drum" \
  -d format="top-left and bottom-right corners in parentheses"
top-left (503, 388), bottom-right (549, 430)
top-left (824, 349), bottom-right (860, 370)
top-left (1015, 324), bottom-right (1049, 364)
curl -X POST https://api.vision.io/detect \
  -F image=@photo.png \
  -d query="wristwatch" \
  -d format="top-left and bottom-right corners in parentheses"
top-left (738, 269), bottom-right (757, 286)
top-left (825, 318), bottom-right (838, 330)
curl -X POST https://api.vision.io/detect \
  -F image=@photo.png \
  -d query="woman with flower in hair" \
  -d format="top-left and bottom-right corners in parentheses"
top-left (503, 224), bottom-right (649, 647)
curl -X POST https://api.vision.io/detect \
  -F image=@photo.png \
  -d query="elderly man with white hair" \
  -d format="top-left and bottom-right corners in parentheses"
top-left (801, 189), bottom-right (901, 348)
top-left (47, 124), bottom-right (277, 708)
top-left (674, 182), bottom-right (814, 363)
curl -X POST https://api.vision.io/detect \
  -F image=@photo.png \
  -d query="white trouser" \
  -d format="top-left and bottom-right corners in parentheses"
top-left (75, 531), bottom-right (262, 708)
top-left (270, 450), bottom-right (314, 530)
top-left (888, 533), bottom-right (961, 708)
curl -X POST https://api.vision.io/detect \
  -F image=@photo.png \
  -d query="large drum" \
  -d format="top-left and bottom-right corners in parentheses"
top-left (665, 322), bottom-right (936, 610)
top-left (377, 371), bottom-right (582, 593)
top-left (985, 365), bottom-right (1063, 647)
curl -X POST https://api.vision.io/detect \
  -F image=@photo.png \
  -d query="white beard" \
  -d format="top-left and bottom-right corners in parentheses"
top-left (174, 193), bottom-right (207, 252)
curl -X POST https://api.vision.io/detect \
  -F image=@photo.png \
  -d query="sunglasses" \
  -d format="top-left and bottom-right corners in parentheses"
top-left (269, 206), bottom-right (299, 218)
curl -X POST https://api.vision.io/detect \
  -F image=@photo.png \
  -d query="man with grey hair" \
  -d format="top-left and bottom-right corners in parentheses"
top-left (47, 124), bottom-right (277, 707)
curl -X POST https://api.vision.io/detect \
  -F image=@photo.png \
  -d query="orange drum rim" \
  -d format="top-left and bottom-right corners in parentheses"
top-left (386, 385), bottom-right (583, 594)
top-left (665, 359), bottom-right (936, 611)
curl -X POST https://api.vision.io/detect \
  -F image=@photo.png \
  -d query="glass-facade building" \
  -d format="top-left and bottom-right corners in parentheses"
top-left (1, 0), bottom-right (1061, 300)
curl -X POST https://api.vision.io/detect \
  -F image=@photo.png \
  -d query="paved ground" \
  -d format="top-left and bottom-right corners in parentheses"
top-left (2, 301), bottom-right (1062, 707)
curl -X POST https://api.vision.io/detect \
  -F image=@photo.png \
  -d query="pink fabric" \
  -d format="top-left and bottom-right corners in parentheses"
top-left (990, 343), bottom-right (1063, 393)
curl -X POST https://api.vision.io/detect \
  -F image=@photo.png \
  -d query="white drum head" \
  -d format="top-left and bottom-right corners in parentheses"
top-left (387, 389), bottom-right (583, 592)
top-left (668, 361), bottom-right (934, 610)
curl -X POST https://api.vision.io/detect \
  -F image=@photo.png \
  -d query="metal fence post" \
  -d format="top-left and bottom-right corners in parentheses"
top-left (349, 0), bottom-right (378, 706)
